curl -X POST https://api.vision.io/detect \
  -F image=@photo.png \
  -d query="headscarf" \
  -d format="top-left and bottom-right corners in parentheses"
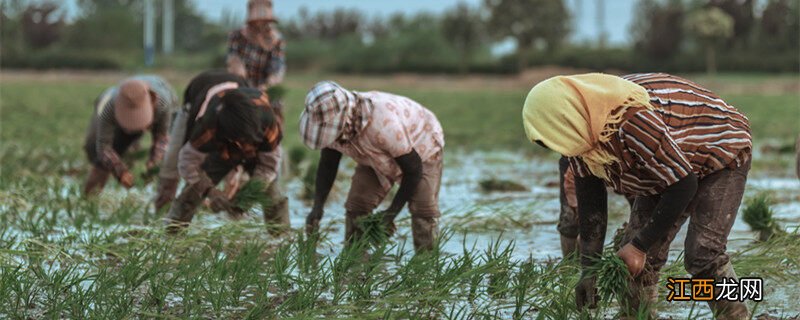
top-left (522, 73), bottom-right (653, 180)
top-left (299, 81), bottom-right (373, 150)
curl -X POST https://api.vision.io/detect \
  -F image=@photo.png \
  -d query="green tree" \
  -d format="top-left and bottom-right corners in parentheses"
top-left (20, 2), bottom-right (64, 49)
top-left (484, 0), bottom-right (570, 70)
top-left (708, 0), bottom-right (754, 48)
top-left (631, 0), bottom-right (685, 60)
top-left (684, 7), bottom-right (734, 75)
top-left (442, 2), bottom-right (486, 73)
top-left (67, 0), bottom-right (141, 51)
top-left (759, 0), bottom-right (800, 51)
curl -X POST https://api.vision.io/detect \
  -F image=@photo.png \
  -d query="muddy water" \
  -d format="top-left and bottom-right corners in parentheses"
top-left (281, 151), bottom-right (799, 258)
top-left (276, 150), bottom-right (799, 318)
top-left (55, 150), bottom-right (799, 317)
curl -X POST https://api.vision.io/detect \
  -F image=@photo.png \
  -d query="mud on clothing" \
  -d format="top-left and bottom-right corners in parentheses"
top-left (328, 91), bottom-right (445, 190)
top-left (227, 28), bottom-right (286, 89)
top-left (568, 73), bottom-right (752, 197)
top-left (84, 75), bottom-right (178, 178)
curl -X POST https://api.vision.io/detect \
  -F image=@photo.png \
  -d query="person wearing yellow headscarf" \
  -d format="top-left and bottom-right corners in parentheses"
top-left (524, 73), bottom-right (752, 319)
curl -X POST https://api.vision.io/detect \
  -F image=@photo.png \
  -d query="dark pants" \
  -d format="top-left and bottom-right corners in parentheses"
top-left (619, 160), bottom-right (751, 287)
top-left (166, 152), bottom-right (289, 230)
top-left (83, 115), bottom-right (142, 166)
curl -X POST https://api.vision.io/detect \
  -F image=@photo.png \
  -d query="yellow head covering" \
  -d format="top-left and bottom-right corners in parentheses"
top-left (522, 73), bottom-right (653, 180)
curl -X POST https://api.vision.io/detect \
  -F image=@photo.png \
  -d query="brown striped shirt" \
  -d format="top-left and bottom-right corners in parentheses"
top-left (569, 73), bottom-right (752, 196)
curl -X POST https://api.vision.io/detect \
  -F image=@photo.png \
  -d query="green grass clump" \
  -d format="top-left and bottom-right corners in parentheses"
top-left (479, 178), bottom-right (528, 192)
top-left (266, 85), bottom-right (288, 100)
top-left (301, 161), bottom-right (317, 201)
top-left (233, 179), bottom-right (271, 211)
top-left (355, 213), bottom-right (391, 248)
top-left (743, 193), bottom-right (785, 241)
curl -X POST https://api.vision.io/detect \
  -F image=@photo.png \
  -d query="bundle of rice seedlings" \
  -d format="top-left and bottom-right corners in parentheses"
top-left (479, 178), bottom-right (528, 192)
top-left (139, 166), bottom-right (160, 181)
top-left (356, 213), bottom-right (391, 248)
top-left (288, 145), bottom-right (307, 175)
top-left (588, 250), bottom-right (632, 303)
top-left (233, 179), bottom-right (271, 212)
top-left (743, 193), bottom-right (784, 241)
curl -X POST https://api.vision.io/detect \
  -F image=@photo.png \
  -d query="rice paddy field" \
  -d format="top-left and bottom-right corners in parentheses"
top-left (1, 70), bottom-right (799, 319)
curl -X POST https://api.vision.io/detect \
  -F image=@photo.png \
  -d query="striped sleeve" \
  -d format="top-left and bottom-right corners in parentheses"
top-left (620, 110), bottom-right (692, 186)
top-left (567, 156), bottom-right (592, 178)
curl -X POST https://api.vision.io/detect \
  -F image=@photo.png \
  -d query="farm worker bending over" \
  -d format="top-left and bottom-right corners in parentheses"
top-left (301, 81), bottom-right (445, 252)
top-left (154, 71), bottom-right (288, 233)
top-left (523, 73), bottom-right (752, 319)
top-left (226, 0), bottom-right (285, 91)
top-left (83, 75), bottom-right (178, 196)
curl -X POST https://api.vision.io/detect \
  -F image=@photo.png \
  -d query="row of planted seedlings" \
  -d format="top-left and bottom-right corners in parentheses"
top-left (0, 177), bottom-right (635, 319)
top-left (3, 168), bottom-right (799, 318)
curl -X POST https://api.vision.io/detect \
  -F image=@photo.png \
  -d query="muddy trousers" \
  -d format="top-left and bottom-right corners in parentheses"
top-left (617, 160), bottom-right (751, 319)
top-left (556, 157), bottom-right (635, 257)
top-left (165, 153), bottom-right (289, 233)
top-left (344, 159), bottom-right (443, 252)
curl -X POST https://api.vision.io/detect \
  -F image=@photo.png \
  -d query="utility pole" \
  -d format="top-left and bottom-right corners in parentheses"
top-left (144, 0), bottom-right (155, 66)
top-left (596, 0), bottom-right (607, 49)
top-left (163, 0), bottom-right (174, 54)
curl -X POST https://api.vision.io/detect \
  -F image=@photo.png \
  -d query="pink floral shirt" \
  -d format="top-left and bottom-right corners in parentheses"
top-left (330, 91), bottom-right (444, 189)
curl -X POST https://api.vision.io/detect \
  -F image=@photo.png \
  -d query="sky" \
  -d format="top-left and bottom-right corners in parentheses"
top-left (57, 0), bottom-right (641, 45)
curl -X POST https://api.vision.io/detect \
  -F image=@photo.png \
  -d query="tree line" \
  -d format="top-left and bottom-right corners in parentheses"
top-left (1, 0), bottom-right (798, 73)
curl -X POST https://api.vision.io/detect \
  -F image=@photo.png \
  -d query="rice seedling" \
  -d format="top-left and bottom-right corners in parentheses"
top-left (478, 178), bottom-right (528, 192)
top-left (586, 249), bottom-right (632, 304)
top-left (287, 145), bottom-right (307, 175)
top-left (232, 179), bottom-right (271, 212)
top-left (743, 192), bottom-right (785, 241)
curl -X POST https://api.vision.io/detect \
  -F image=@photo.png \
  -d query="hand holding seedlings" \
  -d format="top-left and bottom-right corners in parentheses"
top-left (378, 210), bottom-right (398, 237)
top-left (617, 243), bottom-right (646, 277)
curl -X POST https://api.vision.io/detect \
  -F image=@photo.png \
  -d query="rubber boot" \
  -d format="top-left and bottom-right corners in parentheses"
top-left (263, 181), bottom-right (290, 235)
top-left (620, 283), bottom-right (659, 319)
top-left (165, 182), bottom-right (207, 234)
top-left (560, 235), bottom-right (578, 259)
top-left (707, 262), bottom-right (750, 320)
top-left (411, 216), bottom-right (439, 252)
top-left (83, 166), bottom-right (110, 196)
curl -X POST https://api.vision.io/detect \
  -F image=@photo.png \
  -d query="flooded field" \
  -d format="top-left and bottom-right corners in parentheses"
top-left (3, 149), bottom-right (797, 318)
top-left (1, 72), bottom-right (798, 318)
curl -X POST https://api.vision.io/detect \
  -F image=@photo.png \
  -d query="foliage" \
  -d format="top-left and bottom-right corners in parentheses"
top-left (20, 2), bottom-right (64, 49)
top-left (685, 7), bottom-right (735, 41)
top-left (441, 3), bottom-right (486, 73)
top-left (484, 0), bottom-right (571, 68)
top-left (684, 7), bottom-right (735, 74)
top-left (631, 0), bottom-right (685, 60)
